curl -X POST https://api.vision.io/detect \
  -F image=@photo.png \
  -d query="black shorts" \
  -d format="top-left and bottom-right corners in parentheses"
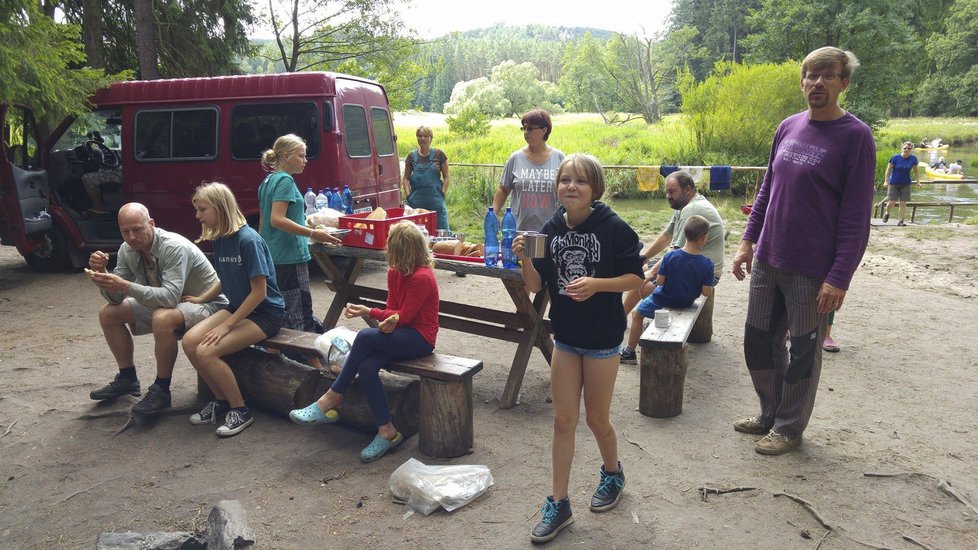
top-left (227, 305), bottom-right (285, 338)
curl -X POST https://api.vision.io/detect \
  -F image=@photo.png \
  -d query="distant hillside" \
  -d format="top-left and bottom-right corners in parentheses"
top-left (414, 24), bottom-right (615, 112)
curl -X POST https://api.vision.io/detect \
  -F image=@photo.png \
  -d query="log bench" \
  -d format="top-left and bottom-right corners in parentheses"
top-left (638, 295), bottom-right (707, 418)
top-left (873, 199), bottom-right (978, 223)
top-left (206, 328), bottom-right (483, 458)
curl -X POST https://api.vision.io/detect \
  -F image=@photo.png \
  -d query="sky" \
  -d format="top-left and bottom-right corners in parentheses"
top-left (395, 0), bottom-right (675, 38)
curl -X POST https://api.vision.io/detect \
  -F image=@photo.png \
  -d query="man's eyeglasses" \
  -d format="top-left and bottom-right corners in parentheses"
top-left (804, 72), bottom-right (842, 83)
top-left (521, 126), bottom-right (543, 132)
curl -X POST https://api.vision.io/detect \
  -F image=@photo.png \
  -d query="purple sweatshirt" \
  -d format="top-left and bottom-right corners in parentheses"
top-left (743, 111), bottom-right (876, 290)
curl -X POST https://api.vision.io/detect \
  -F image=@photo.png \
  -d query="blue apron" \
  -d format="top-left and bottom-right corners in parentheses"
top-left (407, 150), bottom-right (450, 230)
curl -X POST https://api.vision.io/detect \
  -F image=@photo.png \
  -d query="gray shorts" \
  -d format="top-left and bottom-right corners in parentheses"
top-left (887, 184), bottom-right (911, 202)
top-left (126, 297), bottom-right (223, 336)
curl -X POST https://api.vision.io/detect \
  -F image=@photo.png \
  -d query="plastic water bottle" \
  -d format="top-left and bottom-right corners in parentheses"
top-left (484, 207), bottom-right (499, 267)
top-left (331, 187), bottom-right (342, 210)
top-left (342, 185), bottom-right (353, 214)
top-left (315, 189), bottom-right (328, 211)
top-left (304, 188), bottom-right (317, 216)
top-left (501, 207), bottom-right (518, 268)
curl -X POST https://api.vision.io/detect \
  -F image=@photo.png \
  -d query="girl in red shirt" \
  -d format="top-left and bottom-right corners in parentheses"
top-left (289, 222), bottom-right (439, 462)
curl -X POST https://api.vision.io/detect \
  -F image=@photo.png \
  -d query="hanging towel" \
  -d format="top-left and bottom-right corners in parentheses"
top-left (680, 166), bottom-right (710, 187)
top-left (660, 165), bottom-right (679, 178)
top-left (710, 165), bottom-right (732, 190)
top-left (637, 166), bottom-right (661, 191)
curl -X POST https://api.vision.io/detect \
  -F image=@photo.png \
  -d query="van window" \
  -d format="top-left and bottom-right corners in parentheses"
top-left (370, 108), bottom-right (395, 157)
top-left (3, 107), bottom-right (41, 170)
top-left (134, 108), bottom-right (218, 160)
top-left (53, 110), bottom-right (123, 152)
top-left (230, 103), bottom-right (320, 160)
top-left (341, 104), bottom-right (370, 158)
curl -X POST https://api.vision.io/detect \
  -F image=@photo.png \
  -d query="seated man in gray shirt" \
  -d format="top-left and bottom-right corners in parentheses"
top-left (621, 171), bottom-right (725, 362)
top-left (86, 203), bottom-right (227, 416)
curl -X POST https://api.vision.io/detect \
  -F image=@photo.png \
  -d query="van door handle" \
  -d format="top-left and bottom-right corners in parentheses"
top-left (378, 163), bottom-right (383, 175)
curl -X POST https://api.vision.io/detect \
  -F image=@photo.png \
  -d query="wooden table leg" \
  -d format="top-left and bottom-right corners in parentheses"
top-left (499, 282), bottom-right (551, 409)
top-left (312, 253), bottom-right (364, 329)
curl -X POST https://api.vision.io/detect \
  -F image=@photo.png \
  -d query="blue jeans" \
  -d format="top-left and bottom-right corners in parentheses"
top-left (330, 326), bottom-right (433, 426)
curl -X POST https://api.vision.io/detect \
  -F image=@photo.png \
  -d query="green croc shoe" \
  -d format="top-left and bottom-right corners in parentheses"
top-left (289, 403), bottom-right (339, 425)
top-left (360, 432), bottom-right (403, 463)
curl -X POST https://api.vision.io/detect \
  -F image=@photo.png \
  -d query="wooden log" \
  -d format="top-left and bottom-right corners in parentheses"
top-left (688, 288), bottom-right (714, 343)
top-left (198, 347), bottom-right (420, 438)
top-left (419, 377), bottom-right (474, 458)
top-left (639, 343), bottom-right (688, 418)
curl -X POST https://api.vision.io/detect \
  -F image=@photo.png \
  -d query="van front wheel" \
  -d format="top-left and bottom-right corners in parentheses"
top-left (24, 225), bottom-right (72, 272)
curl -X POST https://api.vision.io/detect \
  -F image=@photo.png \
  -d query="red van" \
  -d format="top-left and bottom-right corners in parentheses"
top-left (0, 72), bottom-right (401, 271)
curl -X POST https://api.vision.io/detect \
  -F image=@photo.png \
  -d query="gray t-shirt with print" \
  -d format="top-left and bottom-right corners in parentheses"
top-left (664, 193), bottom-right (726, 278)
top-left (499, 148), bottom-right (565, 232)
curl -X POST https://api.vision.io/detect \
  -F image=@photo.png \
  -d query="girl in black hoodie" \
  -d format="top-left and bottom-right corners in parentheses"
top-left (516, 154), bottom-right (644, 543)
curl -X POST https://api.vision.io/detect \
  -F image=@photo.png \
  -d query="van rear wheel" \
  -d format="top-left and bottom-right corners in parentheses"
top-left (24, 225), bottom-right (72, 272)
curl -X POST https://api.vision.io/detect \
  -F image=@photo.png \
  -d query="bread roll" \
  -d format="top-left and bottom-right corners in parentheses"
top-left (366, 207), bottom-right (386, 220)
top-left (432, 240), bottom-right (460, 255)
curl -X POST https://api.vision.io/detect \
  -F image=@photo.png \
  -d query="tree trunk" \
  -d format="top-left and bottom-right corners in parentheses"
top-left (82, 0), bottom-right (105, 69)
top-left (133, 0), bottom-right (160, 79)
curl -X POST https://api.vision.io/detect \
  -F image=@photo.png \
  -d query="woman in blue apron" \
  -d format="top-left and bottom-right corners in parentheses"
top-left (402, 126), bottom-right (450, 230)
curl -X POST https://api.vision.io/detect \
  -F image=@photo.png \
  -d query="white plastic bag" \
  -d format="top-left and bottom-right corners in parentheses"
top-left (306, 208), bottom-right (343, 228)
top-left (314, 327), bottom-right (358, 372)
top-left (388, 458), bottom-right (494, 516)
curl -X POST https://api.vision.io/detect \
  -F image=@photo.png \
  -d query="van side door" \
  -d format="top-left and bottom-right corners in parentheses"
top-left (0, 104), bottom-right (52, 255)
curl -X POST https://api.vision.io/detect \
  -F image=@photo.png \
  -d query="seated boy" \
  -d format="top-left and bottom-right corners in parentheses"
top-left (620, 215), bottom-right (714, 364)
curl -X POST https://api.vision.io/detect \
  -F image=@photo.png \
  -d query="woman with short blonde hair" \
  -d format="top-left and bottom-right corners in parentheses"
top-left (403, 125), bottom-right (451, 230)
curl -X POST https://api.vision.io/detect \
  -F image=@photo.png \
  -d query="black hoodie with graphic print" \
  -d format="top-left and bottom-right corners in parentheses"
top-left (533, 201), bottom-right (644, 350)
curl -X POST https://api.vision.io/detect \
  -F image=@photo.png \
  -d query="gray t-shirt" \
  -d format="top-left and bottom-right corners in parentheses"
top-left (104, 227), bottom-right (228, 309)
top-left (499, 148), bottom-right (565, 232)
top-left (664, 194), bottom-right (725, 278)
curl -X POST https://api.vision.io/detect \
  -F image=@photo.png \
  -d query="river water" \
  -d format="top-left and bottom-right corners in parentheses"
top-left (611, 142), bottom-right (978, 225)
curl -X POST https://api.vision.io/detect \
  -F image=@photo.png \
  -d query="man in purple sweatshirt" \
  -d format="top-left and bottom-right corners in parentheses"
top-left (730, 47), bottom-right (876, 455)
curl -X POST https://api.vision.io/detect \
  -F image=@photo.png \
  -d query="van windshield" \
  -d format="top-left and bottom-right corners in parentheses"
top-left (53, 110), bottom-right (123, 151)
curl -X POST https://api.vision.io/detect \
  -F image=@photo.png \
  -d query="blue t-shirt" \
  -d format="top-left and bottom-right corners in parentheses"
top-left (650, 249), bottom-right (714, 308)
top-left (888, 154), bottom-right (918, 185)
top-left (212, 226), bottom-right (286, 319)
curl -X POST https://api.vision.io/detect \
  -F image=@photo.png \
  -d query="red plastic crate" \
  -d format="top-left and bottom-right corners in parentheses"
top-left (338, 208), bottom-right (436, 249)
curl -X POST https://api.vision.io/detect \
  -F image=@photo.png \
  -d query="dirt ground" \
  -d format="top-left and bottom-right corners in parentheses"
top-left (1, 222), bottom-right (977, 549)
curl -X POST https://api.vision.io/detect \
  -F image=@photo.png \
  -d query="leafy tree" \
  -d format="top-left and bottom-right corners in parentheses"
top-left (558, 33), bottom-right (617, 112)
top-left (916, 0), bottom-right (978, 116)
top-left (1, 1), bottom-right (120, 121)
top-left (679, 61), bottom-right (804, 164)
top-left (444, 61), bottom-right (561, 117)
top-left (59, 0), bottom-right (256, 78)
top-left (669, 0), bottom-right (762, 76)
top-left (742, 0), bottom-right (921, 127)
top-left (446, 103), bottom-right (491, 137)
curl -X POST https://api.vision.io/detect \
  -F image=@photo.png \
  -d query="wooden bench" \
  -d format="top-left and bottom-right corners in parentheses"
top-left (874, 199), bottom-right (978, 223)
top-left (216, 328), bottom-right (482, 458)
top-left (637, 295), bottom-right (707, 418)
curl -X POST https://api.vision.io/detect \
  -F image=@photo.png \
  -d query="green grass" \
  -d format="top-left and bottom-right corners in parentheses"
top-left (394, 113), bottom-right (978, 236)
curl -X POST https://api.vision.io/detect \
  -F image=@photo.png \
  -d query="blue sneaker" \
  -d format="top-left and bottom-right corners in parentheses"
top-left (531, 496), bottom-right (574, 543)
top-left (590, 462), bottom-right (625, 512)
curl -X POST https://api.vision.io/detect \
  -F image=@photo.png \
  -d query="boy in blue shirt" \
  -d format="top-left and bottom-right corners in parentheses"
top-left (620, 215), bottom-right (715, 363)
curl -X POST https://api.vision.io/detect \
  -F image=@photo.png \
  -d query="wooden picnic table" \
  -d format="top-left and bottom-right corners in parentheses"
top-left (309, 243), bottom-right (553, 409)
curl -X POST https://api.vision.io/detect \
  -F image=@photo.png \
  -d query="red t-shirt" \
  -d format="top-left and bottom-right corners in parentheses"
top-left (370, 266), bottom-right (439, 347)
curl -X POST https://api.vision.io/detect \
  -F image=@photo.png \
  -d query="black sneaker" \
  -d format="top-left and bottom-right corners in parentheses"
top-left (590, 462), bottom-right (625, 512)
top-left (530, 496), bottom-right (574, 544)
top-left (131, 384), bottom-right (171, 416)
top-left (620, 347), bottom-right (637, 364)
top-left (189, 401), bottom-right (228, 425)
top-left (89, 373), bottom-right (140, 401)
top-left (216, 408), bottom-right (254, 437)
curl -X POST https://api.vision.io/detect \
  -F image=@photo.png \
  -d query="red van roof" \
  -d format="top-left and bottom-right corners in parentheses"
top-left (91, 72), bottom-right (381, 106)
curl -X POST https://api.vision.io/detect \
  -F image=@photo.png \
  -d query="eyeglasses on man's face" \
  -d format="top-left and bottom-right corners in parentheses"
top-left (804, 72), bottom-right (842, 83)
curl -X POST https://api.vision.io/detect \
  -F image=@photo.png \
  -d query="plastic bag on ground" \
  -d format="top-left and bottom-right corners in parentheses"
top-left (389, 458), bottom-right (494, 516)
top-left (314, 327), bottom-right (358, 372)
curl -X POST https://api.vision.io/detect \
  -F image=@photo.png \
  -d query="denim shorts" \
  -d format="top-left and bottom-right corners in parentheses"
top-left (553, 339), bottom-right (621, 359)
